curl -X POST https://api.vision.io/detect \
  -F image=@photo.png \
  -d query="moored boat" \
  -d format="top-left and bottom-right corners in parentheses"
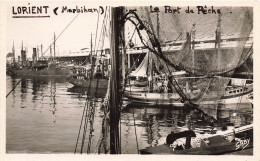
top-left (125, 80), bottom-right (253, 106)
top-left (140, 124), bottom-right (253, 154)
top-left (67, 76), bottom-right (108, 89)
top-left (8, 66), bottom-right (71, 76)
top-left (67, 65), bottom-right (109, 90)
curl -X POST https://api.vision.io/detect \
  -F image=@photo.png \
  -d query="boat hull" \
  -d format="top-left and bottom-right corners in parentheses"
top-left (124, 91), bottom-right (184, 106)
top-left (68, 77), bottom-right (108, 90)
top-left (140, 125), bottom-right (253, 155)
top-left (125, 84), bottom-right (253, 106)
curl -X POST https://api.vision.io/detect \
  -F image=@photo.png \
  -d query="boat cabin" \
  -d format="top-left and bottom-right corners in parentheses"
top-left (33, 60), bottom-right (48, 70)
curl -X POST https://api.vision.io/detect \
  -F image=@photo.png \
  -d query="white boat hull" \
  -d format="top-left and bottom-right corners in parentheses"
top-left (125, 92), bottom-right (184, 106)
top-left (125, 84), bottom-right (253, 106)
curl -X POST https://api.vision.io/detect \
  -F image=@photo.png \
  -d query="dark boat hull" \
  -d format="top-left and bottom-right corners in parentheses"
top-left (67, 86), bottom-right (107, 97)
top-left (140, 125), bottom-right (253, 155)
top-left (68, 77), bottom-right (108, 90)
top-left (140, 141), bottom-right (253, 155)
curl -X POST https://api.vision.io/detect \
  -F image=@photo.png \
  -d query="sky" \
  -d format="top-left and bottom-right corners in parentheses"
top-left (4, 3), bottom-right (253, 59)
top-left (5, 1), bottom-right (110, 58)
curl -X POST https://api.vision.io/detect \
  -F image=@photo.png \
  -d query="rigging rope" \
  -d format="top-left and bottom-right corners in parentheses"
top-left (88, 10), bottom-right (110, 153)
top-left (95, 7), bottom-right (108, 56)
top-left (93, 7), bottom-right (101, 56)
top-left (80, 97), bottom-right (91, 153)
top-left (75, 45), bottom-right (99, 153)
top-left (74, 96), bottom-right (88, 153)
top-left (75, 7), bottom-right (110, 154)
top-left (166, 33), bottom-right (182, 52)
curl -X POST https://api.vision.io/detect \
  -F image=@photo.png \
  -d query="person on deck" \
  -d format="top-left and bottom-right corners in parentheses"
top-left (95, 65), bottom-right (102, 79)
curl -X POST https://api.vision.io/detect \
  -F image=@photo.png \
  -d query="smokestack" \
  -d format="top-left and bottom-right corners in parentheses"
top-left (33, 48), bottom-right (37, 62)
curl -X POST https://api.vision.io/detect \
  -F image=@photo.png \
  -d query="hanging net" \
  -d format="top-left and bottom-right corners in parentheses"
top-left (123, 6), bottom-right (253, 120)
top-left (125, 6), bottom-right (253, 76)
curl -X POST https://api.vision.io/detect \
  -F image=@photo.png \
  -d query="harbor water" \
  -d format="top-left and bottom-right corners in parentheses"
top-left (6, 76), bottom-right (253, 154)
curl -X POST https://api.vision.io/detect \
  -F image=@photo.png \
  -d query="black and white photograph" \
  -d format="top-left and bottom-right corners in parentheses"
top-left (1, 1), bottom-right (259, 159)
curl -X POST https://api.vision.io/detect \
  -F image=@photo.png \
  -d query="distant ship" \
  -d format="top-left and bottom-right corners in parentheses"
top-left (7, 60), bottom-right (71, 76)
top-left (7, 34), bottom-right (71, 77)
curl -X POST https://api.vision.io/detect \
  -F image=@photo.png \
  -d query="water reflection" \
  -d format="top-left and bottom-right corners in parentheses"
top-left (6, 75), bottom-right (253, 154)
top-left (67, 86), bottom-right (107, 98)
top-left (6, 75), bottom-right (105, 153)
top-left (121, 103), bottom-right (253, 154)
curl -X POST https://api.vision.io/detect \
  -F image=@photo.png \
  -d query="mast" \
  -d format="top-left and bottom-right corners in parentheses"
top-left (41, 44), bottom-right (43, 57)
top-left (121, 8), bottom-right (126, 85)
top-left (90, 33), bottom-right (93, 64)
top-left (148, 52), bottom-right (153, 92)
top-left (110, 7), bottom-right (122, 154)
top-left (12, 40), bottom-right (15, 63)
top-left (216, 14), bottom-right (222, 71)
top-left (37, 46), bottom-right (39, 61)
top-left (54, 33), bottom-right (56, 61)
top-left (50, 45), bottom-right (52, 62)
top-left (25, 46), bottom-right (27, 62)
top-left (156, 11), bottom-right (160, 43)
top-left (21, 41), bottom-right (23, 66)
top-left (191, 23), bottom-right (196, 73)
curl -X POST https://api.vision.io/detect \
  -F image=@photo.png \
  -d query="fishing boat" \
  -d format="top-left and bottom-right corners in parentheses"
top-left (124, 47), bottom-right (253, 106)
top-left (66, 34), bottom-right (109, 90)
top-left (67, 85), bottom-right (107, 97)
top-left (139, 84), bottom-right (254, 155)
top-left (140, 124), bottom-right (253, 154)
top-left (66, 65), bottom-right (109, 89)
top-left (125, 78), bottom-right (253, 106)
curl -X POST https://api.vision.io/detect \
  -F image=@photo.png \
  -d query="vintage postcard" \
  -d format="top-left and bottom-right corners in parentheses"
top-left (0, 1), bottom-right (259, 161)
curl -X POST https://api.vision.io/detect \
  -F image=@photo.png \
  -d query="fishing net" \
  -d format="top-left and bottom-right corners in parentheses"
top-left (125, 6), bottom-right (253, 76)
top-left (170, 76), bottom-right (231, 119)
top-left (123, 6), bottom-right (253, 120)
